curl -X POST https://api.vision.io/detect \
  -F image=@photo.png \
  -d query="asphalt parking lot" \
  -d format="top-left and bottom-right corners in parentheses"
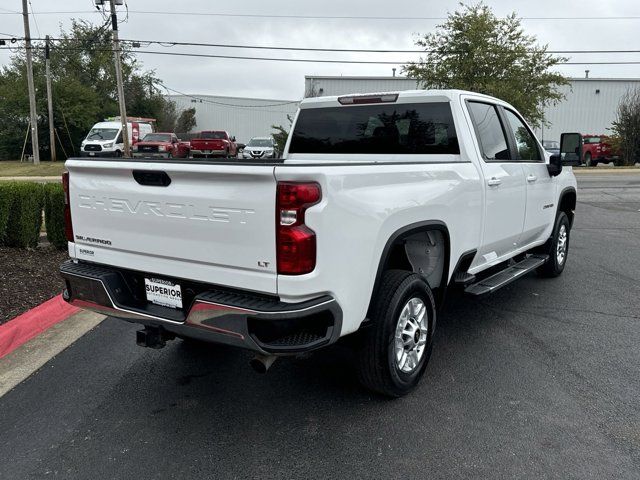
top-left (1, 171), bottom-right (639, 479)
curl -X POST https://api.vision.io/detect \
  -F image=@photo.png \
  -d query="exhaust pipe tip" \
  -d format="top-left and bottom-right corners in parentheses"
top-left (250, 354), bottom-right (277, 374)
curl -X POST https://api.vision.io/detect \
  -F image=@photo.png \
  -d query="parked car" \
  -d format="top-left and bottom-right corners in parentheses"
top-left (81, 119), bottom-right (154, 158)
top-left (189, 130), bottom-right (237, 158)
top-left (242, 136), bottom-right (279, 159)
top-left (132, 133), bottom-right (190, 159)
top-left (60, 90), bottom-right (578, 397)
top-left (582, 134), bottom-right (621, 166)
top-left (542, 140), bottom-right (560, 156)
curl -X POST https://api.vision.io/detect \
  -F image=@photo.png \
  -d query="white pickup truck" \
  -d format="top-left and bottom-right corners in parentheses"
top-left (60, 90), bottom-right (580, 397)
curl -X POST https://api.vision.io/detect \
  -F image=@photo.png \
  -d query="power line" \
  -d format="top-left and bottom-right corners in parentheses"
top-left (3, 45), bottom-right (640, 66)
top-left (1, 10), bottom-right (640, 21)
top-left (28, 0), bottom-right (41, 38)
top-left (15, 37), bottom-right (640, 55)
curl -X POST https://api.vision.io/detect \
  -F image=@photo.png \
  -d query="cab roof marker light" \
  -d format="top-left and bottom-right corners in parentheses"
top-left (338, 93), bottom-right (399, 105)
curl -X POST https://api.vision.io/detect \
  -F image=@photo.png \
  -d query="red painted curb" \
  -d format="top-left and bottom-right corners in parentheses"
top-left (0, 294), bottom-right (80, 359)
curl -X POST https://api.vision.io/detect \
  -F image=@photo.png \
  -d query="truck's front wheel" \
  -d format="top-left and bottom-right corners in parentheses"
top-left (537, 211), bottom-right (571, 277)
top-left (357, 270), bottom-right (436, 397)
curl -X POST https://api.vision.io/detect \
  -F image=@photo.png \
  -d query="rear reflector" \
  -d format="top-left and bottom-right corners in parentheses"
top-left (338, 93), bottom-right (399, 105)
top-left (276, 182), bottom-right (321, 275)
top-left (62, 171), bottom-right (74, 243)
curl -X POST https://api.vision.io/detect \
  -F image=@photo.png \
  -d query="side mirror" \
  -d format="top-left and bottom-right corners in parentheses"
top-left (548, 154), bottom-right (562, 177)
top-left (231, 136), bottom-right (236, 142)
top-left (560, 132), bottom-right (583, 166)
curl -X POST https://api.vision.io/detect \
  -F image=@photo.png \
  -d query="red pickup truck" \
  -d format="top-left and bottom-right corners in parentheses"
top-left (582, 135), bottom-right (621, 167)
top-left (189, 131), bottom-right (237, 158)
top-left (131, 132), bottom-right (190, 159)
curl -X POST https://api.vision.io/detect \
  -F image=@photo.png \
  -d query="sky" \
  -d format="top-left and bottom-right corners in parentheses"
top-left (1, 0), bottom-right (639, 101)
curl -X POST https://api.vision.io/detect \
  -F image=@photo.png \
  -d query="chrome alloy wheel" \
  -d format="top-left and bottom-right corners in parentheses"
top-left (556, 224), bottom-right (568, 265)
top-left (394, 297), bottom-right (429, 373)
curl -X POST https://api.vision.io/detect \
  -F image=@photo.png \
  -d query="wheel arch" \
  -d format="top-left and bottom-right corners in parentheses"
top-left (367, 221), bottom-right (451, 316)
top-left (558, 187), bottom-right (577, 227)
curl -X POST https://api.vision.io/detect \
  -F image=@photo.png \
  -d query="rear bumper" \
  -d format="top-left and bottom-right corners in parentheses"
top-left (60, 260), bottom-right (342, 355)
top-left (190, 149), bottom-right (227, 157)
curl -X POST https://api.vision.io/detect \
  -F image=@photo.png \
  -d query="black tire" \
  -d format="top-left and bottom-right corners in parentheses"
top-left (585, 152), bottom-right (597, 167)
top-left (357, 270), bottom-right (436, 397)
top-left (115, 150), bottom-right (122, 158)
top-left (537, 211), bottom-right (571, 277)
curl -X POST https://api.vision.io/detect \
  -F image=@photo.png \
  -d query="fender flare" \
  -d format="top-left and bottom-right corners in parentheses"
top-left (367, 220), bottom-right (451, 315)
top-left (558, 186), bottom-right (577, 227)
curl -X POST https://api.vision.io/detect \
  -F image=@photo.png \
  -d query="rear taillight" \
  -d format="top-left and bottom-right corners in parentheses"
top-left (62, 171), bottom-right (74, 242)
top-left (276, 182), bottom-right (321, 275)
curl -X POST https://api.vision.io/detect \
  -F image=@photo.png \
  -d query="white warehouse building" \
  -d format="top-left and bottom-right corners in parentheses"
top-left (304, 75), bottom-right (640, 142)
top-left (166, 76), bottom-right (640, 145)
top-left (165, 94), bottom-right (299, 144)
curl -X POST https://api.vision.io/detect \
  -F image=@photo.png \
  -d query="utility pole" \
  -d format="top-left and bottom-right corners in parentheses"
top-left (45, 35), bottom-right (56, 162)
top-left (22, 0), bottom-right (40, 164)
top-left (109, 0), bottom-right (130, 157)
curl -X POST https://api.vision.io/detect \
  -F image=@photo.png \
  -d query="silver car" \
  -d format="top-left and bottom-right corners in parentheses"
top-left (242, 137), bottom-right (279, 159)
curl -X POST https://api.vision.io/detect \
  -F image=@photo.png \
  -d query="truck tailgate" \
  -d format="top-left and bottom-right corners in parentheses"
top-left (66, 159), bottom-right (277, 294)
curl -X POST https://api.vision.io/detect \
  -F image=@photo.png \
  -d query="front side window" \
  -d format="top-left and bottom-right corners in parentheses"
top-left (289, 102), bottom-right (459, 155)
top-left (467, 102), bottom-right (510, 160)
top-left (503, 110), bottom-right (541, 161)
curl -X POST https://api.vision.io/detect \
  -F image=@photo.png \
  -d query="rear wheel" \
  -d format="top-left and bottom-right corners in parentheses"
top-left (357, 270), bottom-right (436, 397)
top-left (537, 211), bottom-right (571, 277)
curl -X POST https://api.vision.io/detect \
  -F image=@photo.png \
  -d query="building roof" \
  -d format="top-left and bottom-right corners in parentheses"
top-left (305, 75), bottom-right (640, 82)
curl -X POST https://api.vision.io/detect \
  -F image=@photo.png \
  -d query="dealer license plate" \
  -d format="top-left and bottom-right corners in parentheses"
top-left (144, 277), bottom-right (183, 309)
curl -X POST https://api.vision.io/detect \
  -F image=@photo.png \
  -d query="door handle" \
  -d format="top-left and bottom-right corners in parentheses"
top-left (527, 174), bottom-right (538, 183)
top-left (487, 177), bottom-right (502, 187)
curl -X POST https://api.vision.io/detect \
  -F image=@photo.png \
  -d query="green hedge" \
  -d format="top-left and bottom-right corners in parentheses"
top-left (44, 183), bottom-right (67, 250)
top-left (0, 183), bottom-right (13, 244)
top-left (4, 182), bottom-right (45, 248)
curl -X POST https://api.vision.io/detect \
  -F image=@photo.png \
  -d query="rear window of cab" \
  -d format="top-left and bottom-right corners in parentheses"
top-left (289, 102), bottom-right (459, 155)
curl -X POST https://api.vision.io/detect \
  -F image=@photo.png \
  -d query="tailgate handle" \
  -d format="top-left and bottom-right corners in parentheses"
top-left (132, 170), bottom-right (171, 187)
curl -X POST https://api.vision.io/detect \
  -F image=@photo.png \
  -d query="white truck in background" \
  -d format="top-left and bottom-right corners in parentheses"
top-left (80, 118), bottom-right (154, 158)
top-left (60, 90), bottom-right (579, 397)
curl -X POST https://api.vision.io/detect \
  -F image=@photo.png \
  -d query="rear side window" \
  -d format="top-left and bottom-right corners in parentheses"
top-left (467, 102), bottom-right (510, 161)
top-left (289, 102), bottom-right (459, 155)
top-left (503, 109), bottom-right (541, 161)
top-left (200, 131), bottom-right (226, 139)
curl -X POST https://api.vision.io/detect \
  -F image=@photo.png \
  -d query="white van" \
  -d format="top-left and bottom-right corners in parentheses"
top-left (81, 120), bottom-right (154, 157)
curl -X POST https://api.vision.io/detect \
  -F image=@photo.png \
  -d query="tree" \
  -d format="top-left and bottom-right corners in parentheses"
top-left (175, 107), bottom-right (197, 133)
top-left (610, 87), bottom-right (640, 166)
top-left (271, 114), bottom-right (293, 150)
top-left (0, 20), bottom-right (178, 160)
top-left (403, 3), bottom-right (569, 128)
